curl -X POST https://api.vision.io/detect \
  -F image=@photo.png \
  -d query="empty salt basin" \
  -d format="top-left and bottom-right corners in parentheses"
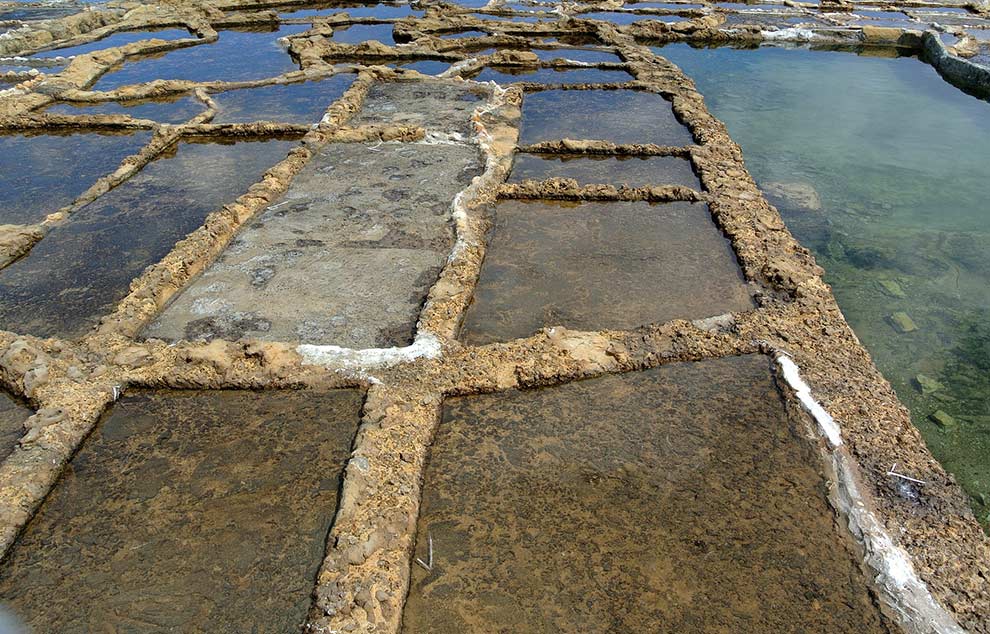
top-left (0, 130), bottom-right (151, 225)
top-left (34, 27), bottom-right (193, 58)
top-left (403, 355), bottom-right (891, 634)
top-left (94, 25), bottom-right (309, 90)
top-left (350, 80), bottom-right (489, 136)
top-left (0, 137), bottom-right (296, 339)
top-left (518, 89), bottom-right (694, 146)
top-left (0, 389), bottom-right (31, 463)
top-left (0, 388), bottom-right (362, 633)
top-left (211, 74), bottom-right (353, 123)
top-left (45, 94), bottom-right (205, 124)
top-left (145, 141), bottom-right (482, 346)
top-left (509, 152), bottom-right (702, 188)
top-left (459, 200), bottom-right (753, 344)
top-left (470, 65), bottom-right (632, 85)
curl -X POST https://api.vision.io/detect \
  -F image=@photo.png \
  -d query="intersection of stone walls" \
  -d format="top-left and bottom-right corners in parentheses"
top-left (0, 2), bottom-right (987, 633)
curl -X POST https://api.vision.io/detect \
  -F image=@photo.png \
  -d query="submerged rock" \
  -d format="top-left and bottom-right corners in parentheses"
top-left (889, 311), bottom-right (918, 333)
top-left (930, 409), bottom-right (958, 430)
top-left (762, 181), bottom-right (822, 212)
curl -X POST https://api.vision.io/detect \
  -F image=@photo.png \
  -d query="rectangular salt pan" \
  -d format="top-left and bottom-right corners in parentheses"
top-left (0, 389), bottom-right (362, 633)
top-left (402, 355), bottom-right (891, 634)
top-left (145, 142), bottom-right (482, 347)
top-left (0, 138), bottom-right (296, 339)
top-left (460, 200), bottom-right (753, 344)
top-left (508, 152), bottom-right (702, 189)
top-left (518, 89), bottom-right (694, 146)
top-left (0, 131), bottom-right (151, 225)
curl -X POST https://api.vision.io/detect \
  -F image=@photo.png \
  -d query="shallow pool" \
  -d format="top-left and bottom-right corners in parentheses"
top-left (659, 43), bottom-right (990, 526)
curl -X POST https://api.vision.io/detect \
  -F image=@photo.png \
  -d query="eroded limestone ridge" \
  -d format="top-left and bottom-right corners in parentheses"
top-left (0, 0), bottom-right (987, 633)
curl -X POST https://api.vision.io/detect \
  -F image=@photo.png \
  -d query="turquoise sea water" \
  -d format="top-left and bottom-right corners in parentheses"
top-left (659, 43), bottom-right (990, 526)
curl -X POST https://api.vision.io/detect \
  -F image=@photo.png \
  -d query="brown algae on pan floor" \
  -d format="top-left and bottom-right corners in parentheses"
top-left (0, 389), bottom-right (362, 633)
top-left (403, 355), bottom-right (891, 634)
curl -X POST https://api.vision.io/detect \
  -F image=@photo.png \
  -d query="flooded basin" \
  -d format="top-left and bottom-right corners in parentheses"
top-left (95, 25), bottom-right (309, 90)
top-left (508, 152), bottom-right (702, 189)
top-left (35, 28), bottom-right (192, 58)
top-left (403, 355), bottom-right (890, 633)
top-left (0, 137), bottom-right (296, 339)
top-left (331, 22), bottom-right (395, 44)
top-left (146, 141), bottom-right (481, 346)
top-left (0, 389), bottom-right (30, 463)
top-left (0, 130), bottom-right (152, 225)
top-left (658, 43), bottom-right (990, 526)
top-left (0, 388), bottom-right (362, 633)
top-left (460, 200), bottom-right (753, 344)
top-left (531, 47), bottom-right (622, 63)
top-left (45, 95), bottom-right (204, 124)
top-left (518, 89), bottom-right (695, 146)
top-left (471, 66), bottom-right (632, 85)
top-left (211, 74), bottom-right (353, 123)
top-left (350, 80), bottom-right (488, 136)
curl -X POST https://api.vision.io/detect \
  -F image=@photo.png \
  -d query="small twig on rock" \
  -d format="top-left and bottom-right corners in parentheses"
top-left (887, 462), bottom-right (927, 485)
top-left (415, 532), bottom-right (433, 572)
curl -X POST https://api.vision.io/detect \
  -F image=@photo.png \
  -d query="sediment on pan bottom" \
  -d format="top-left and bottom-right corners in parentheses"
top-left (403, 355), bottom-right (891, 633)
top-left (0, 389), bottom-right (363, 633)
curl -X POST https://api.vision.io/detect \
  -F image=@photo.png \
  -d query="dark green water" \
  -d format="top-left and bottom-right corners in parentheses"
top-left (658, 43), bottom-right (990, 527)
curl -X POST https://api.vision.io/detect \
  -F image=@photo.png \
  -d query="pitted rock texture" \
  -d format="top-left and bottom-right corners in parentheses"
top-left (146, 141), bottom-right (483, 346)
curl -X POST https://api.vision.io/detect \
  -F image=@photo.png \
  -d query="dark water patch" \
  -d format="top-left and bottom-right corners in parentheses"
top-left (389, 59), bottom-right (449, 74)
top-left (519, 89), bottom-right (694, 146)
top-left (35, 28), bottom-right (192, 58)
top-left (146, 142), bottom-right (481, 347)
top-left (460, 200), bottom-right (753, 344)
top-left (658, 42), bottom-right (990, 527)
top-left (279, 2), bottom-right (422, 19)
top-left (95, 25), bottom-right (308, 89)
top-left (472, 65), bottom-right (631, 84)
top-left (0, 137), bottom-right (296, 339)
top-left (212, 74), bottom-right (353, 123)
top-left (45, 94), bottom-right (203, 124)
top-left (509, 152), bottom-right (701, 188)
top-left (0, 390), bottom-right (31, 463)
top-left (532, 47), bottom-right (621, 63)
top-left (0, 130), bottom-right (151, 225)
top-left (439, 29), bottom-right (487, 39)
top-left (332, 22), bottom-right (394, 44)
top-left (579, 10), bottom-right (685, 24)
top-left (403, 355), bottom-right (891, 634)
top-left (626, 1), bottom-right (704, 9)
top-left (0, 388), bottom-right (361, 633)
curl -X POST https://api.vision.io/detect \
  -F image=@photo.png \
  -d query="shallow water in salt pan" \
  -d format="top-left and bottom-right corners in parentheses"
top-left (94, 25), bottom-right (308, 89)
top-left (403, 355), bottom-right (890, 633)
top-left (0, 388), bottom-right (361, 633)
top-left (508, 152), bottom-right (702, 189)
top-left (211, 74), bottom-right (353, 123)
top-left (35, 28), bottom-right (192, 57)
top-left (518, 89), bottom-right (695, 146)
top-left (45, 94), bottom-right (204, 124)
top-left (460, 200), bottom-right (752, 344)
top-left (0, 137), bottom-right (296, 339)
top-left (0, 130), bottom-right (151, 225)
